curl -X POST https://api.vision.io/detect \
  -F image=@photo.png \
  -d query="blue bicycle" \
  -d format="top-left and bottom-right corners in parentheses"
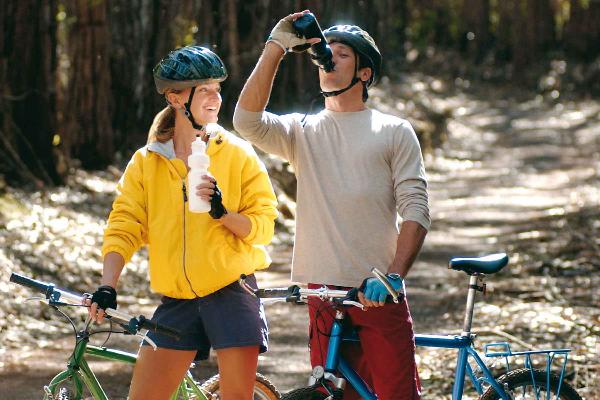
top-left (244, 253), bottom-right (583, 400)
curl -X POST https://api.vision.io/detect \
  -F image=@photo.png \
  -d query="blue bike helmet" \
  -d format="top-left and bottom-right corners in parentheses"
top-left (153, 46), bottom-right (228, 94)
top-left (153, 46), bottom-right (227, 131)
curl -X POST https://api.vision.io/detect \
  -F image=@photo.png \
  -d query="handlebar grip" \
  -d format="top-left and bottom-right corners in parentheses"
top-left (255, 285), bottom-right (300, 298)
top-left (351, 283), bottom-right (404, 304)
top-left (346, 288), bottom-right (360, 302)
top-left (138, 316), bottom-right (181, 340)
top-left (10, 273), bottom-right (51, 296)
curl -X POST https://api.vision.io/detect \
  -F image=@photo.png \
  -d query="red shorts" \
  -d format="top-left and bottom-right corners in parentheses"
top-left (308, 284), bottom-right (421, 400)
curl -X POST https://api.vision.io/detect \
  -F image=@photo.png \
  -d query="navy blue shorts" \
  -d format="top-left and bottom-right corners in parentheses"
top-left (142, 275), bottom-right (268, 360)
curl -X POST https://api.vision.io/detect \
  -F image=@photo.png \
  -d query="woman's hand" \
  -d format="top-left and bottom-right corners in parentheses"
top-left (85, 285), bottom-right (118, 323)
top-left (85, 252), bottom-right (124, 323)
top-left (197, 175), bottom-right (227, 219)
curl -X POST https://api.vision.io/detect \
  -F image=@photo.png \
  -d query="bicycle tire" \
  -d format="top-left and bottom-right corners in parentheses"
top-left (200, 372), bottom-right (280, 400)
top-left (479, 368), bottom-right (583, 400)
top-left (281, 385), bottom-right (343, 400)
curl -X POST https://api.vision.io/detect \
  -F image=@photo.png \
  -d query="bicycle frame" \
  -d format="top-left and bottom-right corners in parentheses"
top-left (320, 271), bottom-right (573, 400)
top-left (43, 332), bottom-right (206, 400)
top-left (414, 334), bottom-right (509, 400)
top-left (8, 272), bottom-right (208, 400)
top-left (322, 319), bottom-right (508, 400)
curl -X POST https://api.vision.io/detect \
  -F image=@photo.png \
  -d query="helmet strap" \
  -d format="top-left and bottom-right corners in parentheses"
top-left (183, 86), bottom-right (204, 131)
top-left (320, 53), bottom-right (364, 99)
top-left (321, 77), bottom-right (360, 98)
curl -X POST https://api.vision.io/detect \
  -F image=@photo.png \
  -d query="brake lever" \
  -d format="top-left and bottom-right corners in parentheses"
top-left (238, 274), bottom-right (257, 297)
top-left (342, 300), bottom-right (365, 310)
top-left (26, 296), bottom-right (47, 303)
top-left (141, 332), bottom-right (158, 350)
top-left (371, 267), bottom-right (400, 303)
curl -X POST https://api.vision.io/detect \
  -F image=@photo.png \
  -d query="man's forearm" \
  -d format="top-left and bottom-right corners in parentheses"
top-left (388, 220), bottom-right (427, 278)
top-left (237, 42), bottom-right (285, 112)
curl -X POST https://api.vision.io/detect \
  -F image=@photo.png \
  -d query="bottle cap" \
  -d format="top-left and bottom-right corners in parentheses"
top-left (191, 134), bottom-right (206, 154)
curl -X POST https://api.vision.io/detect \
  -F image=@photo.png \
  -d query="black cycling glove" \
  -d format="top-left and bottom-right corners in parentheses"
top-left (91, 285), bottom-right (117, 310)
top-left (209, 180), bottom-right (227, 219)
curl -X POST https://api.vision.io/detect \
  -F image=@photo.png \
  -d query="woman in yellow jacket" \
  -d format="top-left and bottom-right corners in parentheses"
top-left (86, 46), bottom-right (277, 400)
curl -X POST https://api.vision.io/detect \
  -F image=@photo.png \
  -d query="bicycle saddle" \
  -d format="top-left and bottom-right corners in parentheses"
top-left (448, 253), bottom-right (508, 275)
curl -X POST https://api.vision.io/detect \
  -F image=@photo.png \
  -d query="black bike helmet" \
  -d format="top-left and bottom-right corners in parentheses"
top-left (153, 46), bottom-right (228, 94)
top-left (323, 25), bottom-right (381, 87)
top-left (153, 46), bottom-right (227, 131)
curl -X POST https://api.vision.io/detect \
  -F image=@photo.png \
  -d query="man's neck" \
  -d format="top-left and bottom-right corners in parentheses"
top-left (324, 84), bottom-right (367, 112)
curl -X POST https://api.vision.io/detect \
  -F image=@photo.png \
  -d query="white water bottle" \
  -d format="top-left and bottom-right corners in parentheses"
top-left (188, 135), bottom-right (211, 213)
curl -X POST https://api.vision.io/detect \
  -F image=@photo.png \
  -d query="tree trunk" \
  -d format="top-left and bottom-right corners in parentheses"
top-left (495, 0), bottom-right (513, 62)
top-left (109, 0), bottom-right (183, 152)
top-left (511, 0), bottom-right (529, 73)
top-left (225, 0), bottom-right (240, 84)
top-left (0, 0), bottom-right (61, 186)
top-left (64, 0), bottom-right (113, 169)
top-left (564, 0), bottom-right (600, 60)
top-left (461, 0), bottom-right (490, 62)
top-left (526, 0), bottom-right (555, 57)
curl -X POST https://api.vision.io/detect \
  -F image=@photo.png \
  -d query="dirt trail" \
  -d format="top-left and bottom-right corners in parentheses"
top-left (1, 80), bottom-right (598, 399)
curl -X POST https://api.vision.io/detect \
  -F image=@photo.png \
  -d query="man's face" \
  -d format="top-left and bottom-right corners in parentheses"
top-left (318, 42), bottom-right (372, 93)
top-left (318, 42), bottom-right (357, 92)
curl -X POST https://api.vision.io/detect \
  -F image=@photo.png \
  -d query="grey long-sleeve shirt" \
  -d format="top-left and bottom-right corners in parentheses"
top-left (234, 105), bottom-right (430, 287)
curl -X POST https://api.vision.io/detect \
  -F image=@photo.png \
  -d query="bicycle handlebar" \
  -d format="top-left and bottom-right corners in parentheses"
top-left (10, 272), bottom-right (180, 339)
top-left (10, 273), bottom-right (54, 297)
top-left (136, 315), bottom-right (181, 338)
top-left (246, 267), bottom-right (403, 308)
top-left (252, 283), bottom-right (364, 308)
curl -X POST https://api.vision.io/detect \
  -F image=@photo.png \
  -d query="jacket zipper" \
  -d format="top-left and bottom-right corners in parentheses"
top-left (181, 180), bottom-right (199, 297)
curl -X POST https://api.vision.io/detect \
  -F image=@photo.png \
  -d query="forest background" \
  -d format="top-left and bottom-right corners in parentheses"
top-left (1, 0), bottom-right (599, 399)
top-left (2, 0), bottom-right (599, 183)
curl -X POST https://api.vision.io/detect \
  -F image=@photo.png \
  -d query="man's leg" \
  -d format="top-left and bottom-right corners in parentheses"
top-left (308, 290), bottom-right (373, 400)
top-left (348, 298), bottom-right (421, 400)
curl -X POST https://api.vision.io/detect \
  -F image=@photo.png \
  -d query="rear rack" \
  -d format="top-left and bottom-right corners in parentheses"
top-left (484, 342), bottom-right (571, 394)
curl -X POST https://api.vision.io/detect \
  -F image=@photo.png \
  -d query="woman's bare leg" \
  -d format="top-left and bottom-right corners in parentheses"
top-left (129, 346), bottom-right (196, 400)
top-left (215, 346), bottom-right (260, 400)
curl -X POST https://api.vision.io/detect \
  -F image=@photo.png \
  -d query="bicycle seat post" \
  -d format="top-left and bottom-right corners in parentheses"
top-left (462, 273), bottom-right (485, 336)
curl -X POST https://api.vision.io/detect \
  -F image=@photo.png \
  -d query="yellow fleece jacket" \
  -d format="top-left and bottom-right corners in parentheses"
top-left (102, 125), bottom-right (278, 298)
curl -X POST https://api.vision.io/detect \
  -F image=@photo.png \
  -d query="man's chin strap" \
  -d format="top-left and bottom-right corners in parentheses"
top-left (320, 53), bottom-right (366, 98)
top-left (321, 76), bottom-right (361, 97)
top-left (183, 86), bottom-right (204, 131)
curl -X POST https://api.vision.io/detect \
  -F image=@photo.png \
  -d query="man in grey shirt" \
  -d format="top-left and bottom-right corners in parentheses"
top-left (234, 11), bottom-right (429, 400)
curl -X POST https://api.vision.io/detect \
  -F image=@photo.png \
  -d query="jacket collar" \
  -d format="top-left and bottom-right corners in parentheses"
top-left (147, 124), bottom-right (228, 159)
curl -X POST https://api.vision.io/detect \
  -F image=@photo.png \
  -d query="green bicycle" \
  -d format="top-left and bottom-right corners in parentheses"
top-left (9, 272), bottom-right (280, 400)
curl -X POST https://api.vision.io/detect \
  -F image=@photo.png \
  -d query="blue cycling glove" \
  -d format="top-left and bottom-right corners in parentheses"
top-left (360, 274), bottom-right (405, 304)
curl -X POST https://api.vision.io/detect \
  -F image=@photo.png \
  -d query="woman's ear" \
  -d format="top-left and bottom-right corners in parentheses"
top-left (165, 91), bottom-right (183, 109)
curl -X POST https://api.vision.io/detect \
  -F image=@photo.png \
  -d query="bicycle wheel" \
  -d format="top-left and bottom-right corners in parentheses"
top-left (200, 372), bottom-right (280, 399)
top-left (281, 385), bottom-right (343, 400)
top-left (479, 368), bottom-right (583, 400)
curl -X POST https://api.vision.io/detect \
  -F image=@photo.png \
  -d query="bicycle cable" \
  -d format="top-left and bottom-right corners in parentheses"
top-left (310, 299), bottom-right (340, 366)
top-left (49, 303), bottom-right (78, 341)
top-left (99, 320), bottom-right (114, 348)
